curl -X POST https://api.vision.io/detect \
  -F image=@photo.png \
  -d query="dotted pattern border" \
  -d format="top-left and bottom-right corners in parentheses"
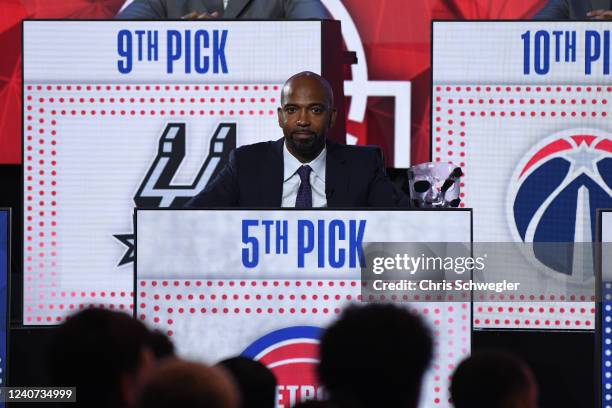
top-left (432, 84), bottom-right (610, 330)
top-left (23, 83), bottom-right (280, 324)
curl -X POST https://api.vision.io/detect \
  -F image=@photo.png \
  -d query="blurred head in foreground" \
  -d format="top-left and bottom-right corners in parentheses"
top-left (318, 304), bottom-right (433, 408)
top-left (148, 330), bottom-right (175, 359)
top-left (450, 350), bottom-right (538, 408)
top-left (47, 308), bottom-right (156, 408)
top-left (217, 356), bottom-right (277, 408)
top-left (137, 359), bottom-right (239, 408)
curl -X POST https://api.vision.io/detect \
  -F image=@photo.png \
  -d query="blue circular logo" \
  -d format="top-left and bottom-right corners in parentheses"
top-left (507, 128), bottom-right (612, 281)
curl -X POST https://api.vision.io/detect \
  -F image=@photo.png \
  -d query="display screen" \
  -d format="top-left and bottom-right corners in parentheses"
top-left (433, 22), bottom-right (612, 330)
top-left (22, 21), bottom-right (324, 324)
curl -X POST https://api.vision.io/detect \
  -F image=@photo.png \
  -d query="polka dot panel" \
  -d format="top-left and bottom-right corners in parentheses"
top-left (137, 279), bottom-right (471, 408)
top-left (22, 83), bottom-right (281, 324)
top-left (433, 84), bottom-right (605, 329)
top-left (473, 301), bottom-right (594, 329)
top-left (432, 84), bottom-right (612, 209)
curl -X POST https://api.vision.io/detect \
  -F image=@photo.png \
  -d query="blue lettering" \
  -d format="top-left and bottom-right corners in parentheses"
top-left (262, 220), bottom-right (273, 254)
top-left (117, 30), bottom-right (132, 74)
top-left (147, 30), bottom-right (158, 61)
top-left (328, 220), bottom-right (345, 268)
top-left (166, 30), bottom-right (181, 73)
top-left (349, 220), bottom-right (366, 268)
top-left (605, 30), bottom-right (610, 75)
top-left (297, 220), bottom-right (314, 268)
top-left (184, 29), bottom-right (191, 73)
top-left (534, 30), bottom-right (550, 75)
top-left (521, 30), bottom-right (530, 75)
top-left (135, 30), bottom-right (145, 61)
top-left (552, 31), bottom-right (562, 62)
top-left (194, 30), bottom-right (210, 73)
top-left (585, 30), bottom-right (601, 75)
top-left (276, 220), bottom-right (288, 254)
top-left (242, 220), bottom-right (259, 268)
top-left (317, 220), bottom-right (325, 268)
top-left (213, 30), bottom-right (228, 73)
top-left (565, 31), bottom-right (576, 62)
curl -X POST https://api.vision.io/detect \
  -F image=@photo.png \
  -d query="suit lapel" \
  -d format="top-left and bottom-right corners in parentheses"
top-left (223, 0), bottom-right (250, 17)
top-left (325, 141), bottom-right (349, 207)
top-left (265, 138), bottom-right (284, 206)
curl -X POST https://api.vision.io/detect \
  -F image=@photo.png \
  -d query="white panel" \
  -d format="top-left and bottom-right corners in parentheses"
top-left (137, 209), bottom-right (472, 279)
top-left (135, 209), bottom-right (471, 408)
top-left (22, 21), bottom-right (324, 325)
top-left (434, 22), bottom-right (612, 84)
top-left (24, 21), bottom-right (321, 82)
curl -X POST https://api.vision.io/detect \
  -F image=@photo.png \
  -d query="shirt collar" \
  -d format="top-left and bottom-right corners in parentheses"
top-left (283, 141), bottom-right (327, 182)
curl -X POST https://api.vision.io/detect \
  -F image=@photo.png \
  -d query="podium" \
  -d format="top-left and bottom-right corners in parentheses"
top-left (135, 208), bottom-right (472, 408)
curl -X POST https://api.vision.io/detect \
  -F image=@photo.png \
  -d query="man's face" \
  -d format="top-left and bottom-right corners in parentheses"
top-left (278, 76), bottom-right (337, 162)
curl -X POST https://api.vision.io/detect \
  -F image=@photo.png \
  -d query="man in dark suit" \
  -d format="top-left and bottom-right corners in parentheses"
top-left (534, 0), bottom-right (612, 19)
top-left (187, 71), bottom-right (409, 208)
top-left (116, 0), bottom-right (330, 19)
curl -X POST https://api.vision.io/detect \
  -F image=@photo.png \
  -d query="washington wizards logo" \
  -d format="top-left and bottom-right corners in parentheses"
top-left (507, 128), bottom-right (612, 282)
top-left (114, 122), bottom-right (236, 266)
top-left (242, 326), bottom-right (325, 407)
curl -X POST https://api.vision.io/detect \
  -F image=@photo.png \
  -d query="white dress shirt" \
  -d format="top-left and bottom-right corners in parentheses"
top-left (281, 142), bottom-right (327, 208)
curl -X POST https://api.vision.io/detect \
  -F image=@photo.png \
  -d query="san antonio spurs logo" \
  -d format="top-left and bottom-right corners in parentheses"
top-left (114, 122), bottom-right (236, 266)
top-left (507, 128), bottom-right (612, 283)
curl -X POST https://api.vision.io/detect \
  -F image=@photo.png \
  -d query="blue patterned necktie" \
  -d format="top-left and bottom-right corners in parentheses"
top-left (295, 165), bottom-right (313, 208)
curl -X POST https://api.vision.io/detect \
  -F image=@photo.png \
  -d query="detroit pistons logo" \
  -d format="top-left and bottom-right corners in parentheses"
top-left (507, 128), bottom-right (612, 282)
top-left (241, 326), bottom-right (325, 407)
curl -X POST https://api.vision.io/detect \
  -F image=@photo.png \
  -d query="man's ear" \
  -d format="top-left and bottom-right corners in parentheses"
top-left (329, 108), bottom-right (337, 128)
top-left (277, 107), bottom-right (284, 128)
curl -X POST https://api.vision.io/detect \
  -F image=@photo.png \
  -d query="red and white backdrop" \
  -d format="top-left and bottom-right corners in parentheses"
top-left (2, 0), bottom-right (547, 165)
top-left (21, 17), bottom-right (475, 406)
top-left (15, 2), bottom-right (609, 335)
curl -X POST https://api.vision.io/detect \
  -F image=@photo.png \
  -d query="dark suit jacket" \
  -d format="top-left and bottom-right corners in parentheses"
top-left (116, 0), bottom-right (331, 19)
top-left (186, 138), bottom-right (409, 208)
top-left (534, 0), bottom-right (610, 19)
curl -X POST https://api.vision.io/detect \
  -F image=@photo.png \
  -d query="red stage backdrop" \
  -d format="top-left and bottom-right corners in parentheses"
top-left (0, 0), bottom-right (546, 165)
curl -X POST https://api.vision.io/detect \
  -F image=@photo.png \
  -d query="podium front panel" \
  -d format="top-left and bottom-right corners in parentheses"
top-left (136, 208), bottom-right (472, 408)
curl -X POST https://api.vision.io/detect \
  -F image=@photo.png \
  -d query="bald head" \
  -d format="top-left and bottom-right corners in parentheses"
top-left (281, 71), bottom-right (334, 107)
top-left (278, 71), bottom-right (337, 162)
top-left (137, 359), bottom-right (239, 408)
